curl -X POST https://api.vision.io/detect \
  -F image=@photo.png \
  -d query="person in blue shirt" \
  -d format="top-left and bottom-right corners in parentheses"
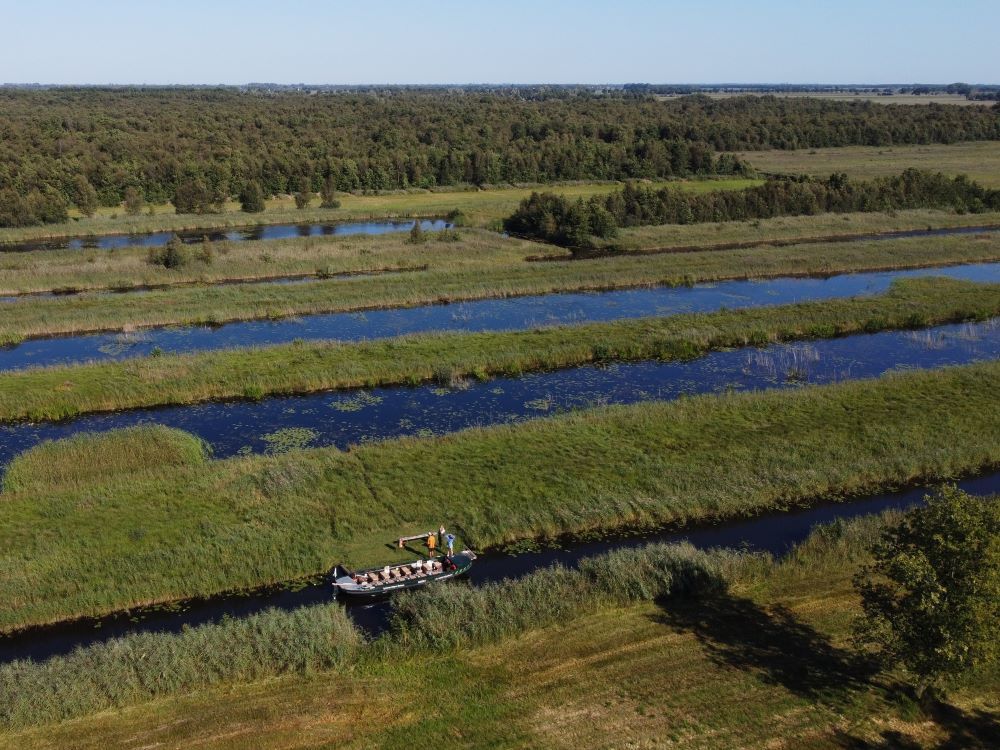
top-left (446, 533), bottom-right (455, 556)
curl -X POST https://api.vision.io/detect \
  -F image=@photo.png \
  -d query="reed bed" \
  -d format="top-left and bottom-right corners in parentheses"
top-left (0, 426), bottom-right (209, 493)
top-left (0, 603), bottom-right (361, 729)
top-left (1, 276), bottom-right (997, 423)
top-left (2, 231), bottom-right (1000, 343)
top-left (390, 543), bottom-right (762, 650)
top-left (1, 362), bottom-right (999, 631)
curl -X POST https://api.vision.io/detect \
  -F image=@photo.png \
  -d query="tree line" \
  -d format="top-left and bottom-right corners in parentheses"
top-left (504, 170), bottom-right (1000, 247)
top-left (1, 88), bottom-right (999, 226)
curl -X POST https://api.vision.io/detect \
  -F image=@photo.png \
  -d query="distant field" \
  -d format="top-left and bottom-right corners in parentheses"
top-left (738, 141), bottom-right (1000, 187)
top-left (658, 91), bottom-right (986, 106)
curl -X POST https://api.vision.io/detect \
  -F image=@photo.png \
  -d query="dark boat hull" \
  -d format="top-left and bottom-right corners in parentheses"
top-left (335, 551), bottom-right (475, 598)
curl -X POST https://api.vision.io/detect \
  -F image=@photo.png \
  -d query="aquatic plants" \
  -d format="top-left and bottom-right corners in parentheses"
top-left (0, 275), bottom-right (996, 423)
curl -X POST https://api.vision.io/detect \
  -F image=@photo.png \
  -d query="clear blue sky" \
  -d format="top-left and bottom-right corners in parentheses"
top-left (3, 0), bottom-right (997, 85)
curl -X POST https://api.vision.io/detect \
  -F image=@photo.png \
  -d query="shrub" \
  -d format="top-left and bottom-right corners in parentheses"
top-left (147, 236), bottom-right (188, 268)
top-left (407, 221), bottom-right (427, 244)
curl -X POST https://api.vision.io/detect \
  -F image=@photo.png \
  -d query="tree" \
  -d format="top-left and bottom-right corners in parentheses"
top-left (123, 187), bottom-right (145, 216)
top-left (73, 175), bottom-right (99, 217)
top-left (853, 486), bottom-right (1000, 699)
top-left (173, 178), bottom-right (223, 214)
top-left (320, 176), bottom-right (340, 208)
top-left (240, 181), bottom-right (265, 213)
top-left (294, 177), bottom-right (312, 209)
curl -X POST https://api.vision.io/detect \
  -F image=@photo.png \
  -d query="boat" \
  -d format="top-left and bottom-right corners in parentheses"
top-left (333, 550), bottom-right (477, 598)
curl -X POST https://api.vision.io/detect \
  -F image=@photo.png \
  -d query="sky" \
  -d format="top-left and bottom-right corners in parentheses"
top-left (2, 0), bottom-right (998, 85)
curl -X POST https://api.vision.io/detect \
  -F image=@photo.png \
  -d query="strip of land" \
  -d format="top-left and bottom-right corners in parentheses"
top-left (3, 209), bottom-right (993, 296)
top-left (2, 276), bottom-right (997, 422)
top-left (0, 179), bottom-right (760, 245)
top-left (3, 229), bottom-right (1000, 343)
top-left (2, 360), bottom-right (999, 631)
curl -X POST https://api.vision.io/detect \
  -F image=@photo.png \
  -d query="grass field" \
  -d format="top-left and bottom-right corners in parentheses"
top-left (2, 361), bottom-right (999, 631)
top-left (737, 140), bottom-right (1000, 187)
top-left (4, 513), bottom-right (997, 749)
top-left (1, 209), bottom-right (997, 297)
top-left (605, 208), bottom-right (1000, 252)
top-left (3, 227), bottom-right (1000, 343)
top-left (2, 276), bottom-right (996, 422)
top-left (0, 178), bottom-right (760, 245)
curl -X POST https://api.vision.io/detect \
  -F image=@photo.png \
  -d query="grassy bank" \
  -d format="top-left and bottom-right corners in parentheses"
top-left (737, 140), bottom-right (1000, 187)
top-left (2, 361), bottom-right (1000, 631)
top-left (2, 230), bottom-right (1000, 342)
top-left (0, 209), bottom-right (995, 297)
top-left (2, 276), bottom-right (998, 422)
top-left (0, 228), bottom-right (537, 297)
top-left (5, 513), bottom-right (998, 748)
top-left (0, 179), bottom-right (760, 245)
top-left (603, 209), bottom-right (1000, 253)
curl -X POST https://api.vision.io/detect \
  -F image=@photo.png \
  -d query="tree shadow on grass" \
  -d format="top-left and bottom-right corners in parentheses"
top-left (833, 697), bottom-right (1000, 749)
top-left (652, 591), bottom-right (875, 709)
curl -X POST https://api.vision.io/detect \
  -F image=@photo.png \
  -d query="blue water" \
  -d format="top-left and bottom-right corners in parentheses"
top-left (2, 318), bottom-right (997, 470)
top-left (3, 262), bottom-right (1000, 372)
top-left (0, 219), bottom-right (451, 253)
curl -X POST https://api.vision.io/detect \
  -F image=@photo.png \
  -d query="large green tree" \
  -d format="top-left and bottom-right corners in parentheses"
top-left (853, 486), bottom-right (1000, 698)
top-left (239, 181), bottom-right (265, 213)
top-left (72, 175), bottom-right (99, 217)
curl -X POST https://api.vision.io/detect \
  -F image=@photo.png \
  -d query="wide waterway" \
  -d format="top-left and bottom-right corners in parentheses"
top-left (3, 262), bottom-right (1000, 372)
top-left (1, 317), bottom-right (997, 469)
top-left (0, 219), bottom-right (452, 253)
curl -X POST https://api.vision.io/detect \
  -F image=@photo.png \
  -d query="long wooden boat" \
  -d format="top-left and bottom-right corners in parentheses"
top-left (333, 551), bottom-right (476, 598)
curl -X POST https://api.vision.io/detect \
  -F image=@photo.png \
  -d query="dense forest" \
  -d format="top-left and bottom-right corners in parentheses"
top-left (1, 87), bottom-right (999, 226)
top-left (504, 170), bottom-right (1000, 247)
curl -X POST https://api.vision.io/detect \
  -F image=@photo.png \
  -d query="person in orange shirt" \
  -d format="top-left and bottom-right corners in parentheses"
top-left (426, 532), bottom-right (437, 557)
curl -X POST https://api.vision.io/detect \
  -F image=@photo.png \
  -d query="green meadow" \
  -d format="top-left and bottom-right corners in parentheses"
top-left (738, 140), bottom-right (1000, 187)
